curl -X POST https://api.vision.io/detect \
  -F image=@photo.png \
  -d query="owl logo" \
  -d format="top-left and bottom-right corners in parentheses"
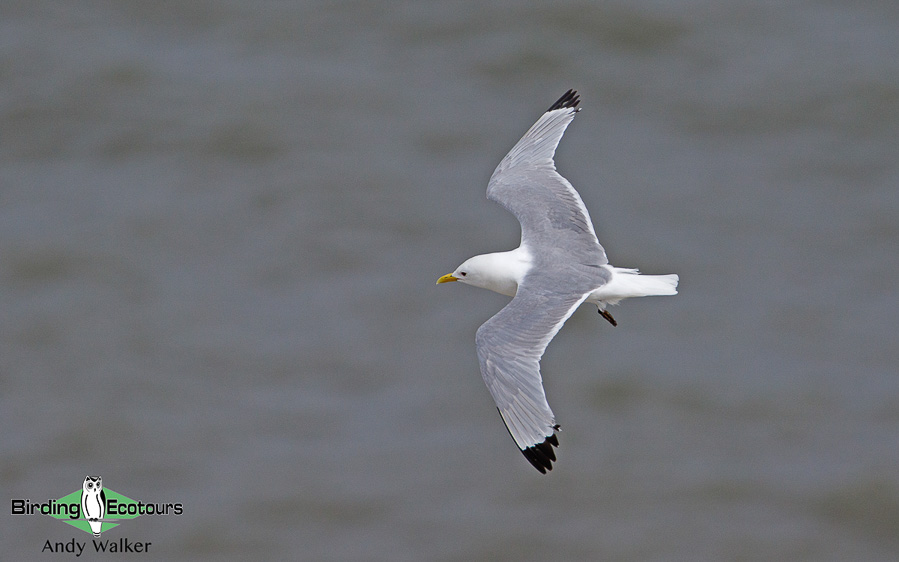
top-left (81, 475), bottom-right (106, 537)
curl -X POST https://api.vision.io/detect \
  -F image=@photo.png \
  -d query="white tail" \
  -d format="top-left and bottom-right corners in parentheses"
top-left (589, 267), bottom-right (679, 306)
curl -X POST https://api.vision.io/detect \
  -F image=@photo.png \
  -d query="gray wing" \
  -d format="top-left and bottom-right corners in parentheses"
top-left (475, 281), bottom-right (591, 473)
top-left (487, 90), bottom-right (608, 265)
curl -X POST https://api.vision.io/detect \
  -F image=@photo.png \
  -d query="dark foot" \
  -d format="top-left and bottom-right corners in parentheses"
top-left (598, 309), bottom-right (617, 327)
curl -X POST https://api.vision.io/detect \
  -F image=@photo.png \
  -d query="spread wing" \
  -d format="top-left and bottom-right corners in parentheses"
top-left (475, 280), bottom-right (591, 473)
top-left (486, 89), bottom-right (608, 266)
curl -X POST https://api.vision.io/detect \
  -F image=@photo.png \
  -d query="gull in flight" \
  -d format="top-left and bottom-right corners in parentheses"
top-left (437, 90), bottom-right (678, 473)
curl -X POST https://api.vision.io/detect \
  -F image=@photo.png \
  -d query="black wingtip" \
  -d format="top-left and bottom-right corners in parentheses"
top-left (521, 428), bottom-right (561, 474)
top-left (547, 89), bottom-right (580, 112)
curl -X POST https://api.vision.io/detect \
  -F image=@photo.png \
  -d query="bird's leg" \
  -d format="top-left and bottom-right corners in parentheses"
top-left (598, 308), bottom-right (617, 327)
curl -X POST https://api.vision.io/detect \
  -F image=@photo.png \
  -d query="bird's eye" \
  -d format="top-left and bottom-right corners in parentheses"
top-left (460, 271), bottom-right (467, 276)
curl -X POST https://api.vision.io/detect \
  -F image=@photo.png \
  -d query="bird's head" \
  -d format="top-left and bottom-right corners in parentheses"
top-left (436, 256), bottom-right (481, 287)
top-left (437, 253), bottom-right (520, 297)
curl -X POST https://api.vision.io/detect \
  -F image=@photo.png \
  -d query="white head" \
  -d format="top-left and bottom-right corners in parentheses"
top-left (437, 255), bottom-right (492, 289)
top-left (436, 250), bottom-right (531, 297)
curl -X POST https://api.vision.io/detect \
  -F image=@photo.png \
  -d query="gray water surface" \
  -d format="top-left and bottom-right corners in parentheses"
top-left (2, 2), bottom-right (898, 560)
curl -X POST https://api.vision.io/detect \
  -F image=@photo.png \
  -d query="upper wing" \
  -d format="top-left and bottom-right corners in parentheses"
top-left (487, 90), bottom-right (608, 265)
top-left (475, 281), bottom-right (591, 473)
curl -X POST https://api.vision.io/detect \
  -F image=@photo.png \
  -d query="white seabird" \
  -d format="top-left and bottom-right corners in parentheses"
top-left (437, 90), bottom-right (678, 473)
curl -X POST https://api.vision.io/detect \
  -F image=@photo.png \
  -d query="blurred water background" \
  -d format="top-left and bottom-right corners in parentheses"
top-left (2, 1), bottom-right (898, 560)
